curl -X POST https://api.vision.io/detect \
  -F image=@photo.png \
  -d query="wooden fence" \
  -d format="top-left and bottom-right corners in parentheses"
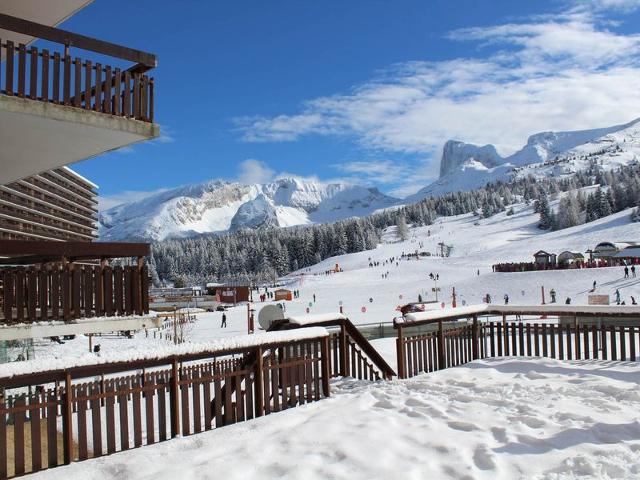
top-left (1, 265), bottom-right (149, 324)
top-left (0, 41), bottom-right (154, 122)
top-left (397, 316), bottom-right (640, 379)
top-left (0, 334), bottom-right (331, 479)
top-left (270, 318), bottom-right (396, 381)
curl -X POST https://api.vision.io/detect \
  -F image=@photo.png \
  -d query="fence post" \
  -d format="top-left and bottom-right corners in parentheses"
top-left (63, 372), bottom-right (73, 464)
top-left (472, 315), bottom-right (479, 360)
top-left (437, 320), bottom-right (445, 369)
top-left (339, 323), bottom-right (348, 377)
top-left (170, 358), bottom-right (180, 438)
top-left (254, 347), bottom-right (264, 417)
top-left (396, 325), bottom-right (405, 379)
top-left (321, 336), bottom-right (331, 397)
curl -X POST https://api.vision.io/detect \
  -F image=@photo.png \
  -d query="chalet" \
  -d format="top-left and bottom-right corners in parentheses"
top-left (557, 251), bottom-right (584, 266)
top-left (533, 250), bottom-right (556, 267)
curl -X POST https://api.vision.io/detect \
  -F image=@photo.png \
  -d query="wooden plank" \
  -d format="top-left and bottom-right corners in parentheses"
top-left (104, 266), bottom-right (113, 316)
top-left (214, 377), bottom-right (223, 428)
top-left (271, 351), bottom-right (281, 411)
top-left (123, 71), bottom-right (131, 116)
top-left (223, 374), bottom-right (233, 425)
top-left (550, 324), bottom-right (556, 358)
top-left (124, 266), bottom-right (133, 316)
top-left (630, 326), bottom-right (636, 361)
top-left (63, 54), bottom-right (70, 104)
top-left (592, 325), bottom-right (598, 360)
top-left (84, 266), bottom-right (94, 317)
top-left (203, 367), bottom-right (212, 429)
top-left (15, 268), bottom-right (24, 323)
top-left (52, 52), bottom-right (60, 103)
top-left (132, 376), bottom-right (143, 447)
top-left (611, 326), bottom-right (617, 361)
top-left (566, 325), bottom-right (573, 360)
top-left (13, 396), bottom-right (25, 476)
top-left (235, 374), bottom-right (245, 421)
top-left (74, 57), bottom-right (81, 107)
top-left (133, 73), bottom-right (141, 119)
top-left (103, 65), bottom-right (112, 113)
top-left (145, 375), bottom-right (156, 444)
top-left (313, 341), bottom-right (321, 401)
top-left (180, 371), bottom-right (190, 435)
top-left (157, 375), bottom-right (167, 442)
top-left (114, 67), bottom-right (121, 115)
top-left (90, 383), bottom-right (102, 458)
top-left (5, 40), bottom-right (14, 95)
top-left (38, 268), bottom-right (47, 321)
top-left (94, 63), bottom-right (102, 112)
top-left (29, 46), bottom-right (37, 99)
top-left (47, 390), bottom-right (58, 467)
top-left (72, 267), bottom-right (81, 319)
top-left (17, 43), bottom-right (25, 97)
top-left (602, 324), bottom-right (608, 360)
top-left (191, 371), bottom-right (201, 434)
top-left (583, 325), bottom-right (590, 360)
top-left (105, 379), bottom-right (116, 454)
top-left (114, 266), bottom-right (123, 315)
top-left (305, 344), bottom-right (313, 403)
top-left (84, 59), bottom-right (92, 109)
top-left (620, 327), bottom-right (627, 361)
top-left (77, 385), bottom-right (88, 460)
top-left (27, 268), bottom-right (37, 321)
top-left (30, 393), bottom-right (42, 471)
top-left (558, 324), bottom-right (564, 360)
top-left (245, 370), bottom-right (254, 420)
top-left (51, 268), bottom-right (60, 320)
top-left (41, 49), bottom-right (49, 100)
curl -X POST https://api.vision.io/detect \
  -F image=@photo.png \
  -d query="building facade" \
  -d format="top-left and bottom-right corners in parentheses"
top-left (0, 166), bottom-right (97, 241)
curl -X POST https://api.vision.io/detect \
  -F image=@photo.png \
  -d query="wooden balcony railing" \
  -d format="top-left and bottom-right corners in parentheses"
top-left (0, 13), bottom-right (156, 123)
top-left (1, 264), bottom-right (149, 324)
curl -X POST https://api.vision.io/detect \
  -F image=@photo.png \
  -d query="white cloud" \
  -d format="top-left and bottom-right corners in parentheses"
top-left (236, 7), bottom-right (640, 170)
top-left (99, 188), bottom-right (170, 211)
top-left (235, 159), bottom-right (275, 184)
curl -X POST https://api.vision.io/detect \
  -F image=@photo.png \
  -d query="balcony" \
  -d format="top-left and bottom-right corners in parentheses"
top-left (0, 13), bottom-right (159, 185)
top-left (0, 240), bottom-right (159, 340)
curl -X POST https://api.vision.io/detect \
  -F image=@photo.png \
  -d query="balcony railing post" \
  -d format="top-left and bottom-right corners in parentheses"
top-left (321, 337), bottom-right (331, 397)
top-left (396, 325), bottom-right (405, 379)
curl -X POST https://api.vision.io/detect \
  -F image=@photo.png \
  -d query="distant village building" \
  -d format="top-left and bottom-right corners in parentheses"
top-left (533, 250), bottom-right (556, 267)
top-left (614, 246), bottom-right (640, 262)
top-left (557, 251), bottom-right (584, 267)
top-left (206, 284), bottom-right (250, 304)
top-left (274, 289), bottom-right (293, 301)
top-left (593, 242), bottom-right (639, 259)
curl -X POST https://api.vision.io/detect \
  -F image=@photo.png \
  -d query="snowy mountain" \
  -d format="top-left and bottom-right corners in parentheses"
top-left (99, 178), bottom-right (399, 241)
top-left (410, 118), bottom-right (640, 200)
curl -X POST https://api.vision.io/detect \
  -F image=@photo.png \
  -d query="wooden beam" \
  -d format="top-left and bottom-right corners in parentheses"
top-left (0, 13), bottom-right (156, 68)
top-left (0, 240), bottom-right (150, 260)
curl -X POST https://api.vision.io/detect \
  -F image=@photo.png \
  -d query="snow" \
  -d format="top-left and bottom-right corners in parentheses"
top-left (99, 177), bottom-right (398, 241)
top-left (288, 312), bottom-right (348, 325)
top-left (402, 304), bottom-right (640, 323)
top-left (0, 328), bottom-right (328, 379)
top-left (32, 357), bottom-right (640, 480)
top-left (411, 117), bottom-right (640, 198)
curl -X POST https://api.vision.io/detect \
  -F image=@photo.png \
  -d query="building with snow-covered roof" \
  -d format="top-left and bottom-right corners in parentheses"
top-left (557, 251), bottom-right (585, 266)
top-left (593, 241), bottom-right (640, 259)
top-left (533, 250), bottom-right (556, 267)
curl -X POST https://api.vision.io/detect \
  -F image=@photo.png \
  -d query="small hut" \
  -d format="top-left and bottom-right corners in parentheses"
top-left (274, 288), bottom-right (293, 301)
top-left (533, 250), bottom-right (556, 267)
top-left (557, 251), bottom-right (584, 267)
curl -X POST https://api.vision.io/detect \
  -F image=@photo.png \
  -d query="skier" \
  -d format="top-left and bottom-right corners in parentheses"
top-left (418, 294), bottom-right (423, 303)
top-left (550, 289), bottom-right (556, 303)
top-left (592, 280), bottom-right (597, 291)
top-left (625, 266), bottom-right (629, 278)
top-left (632, 265), bottom-right (637, 278)
top-left (220, 313), bottom-right (227, 328)
top-left (632, 296), bottom-right (637, 305)
top-left (477, 269), bottom-right (480, 276)
top-left (504, 294), bottom-right (509, 305)
top-left (615, 289), bottom-right (621, 305)
top-left (313, 293), bottom-right (316, 303)
top-left (565, 297), bottom-right (571, 305)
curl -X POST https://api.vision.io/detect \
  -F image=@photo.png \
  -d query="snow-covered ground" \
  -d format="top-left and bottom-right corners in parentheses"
top-left (33, 357), bottom-right (640, 480)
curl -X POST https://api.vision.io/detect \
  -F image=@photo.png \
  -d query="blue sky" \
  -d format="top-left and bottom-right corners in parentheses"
top-left (59, 0), bottom-right (640, 207)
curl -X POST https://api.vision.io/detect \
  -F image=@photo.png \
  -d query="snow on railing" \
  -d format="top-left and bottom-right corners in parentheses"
top-left (0, 327), bottom-right (328, 379)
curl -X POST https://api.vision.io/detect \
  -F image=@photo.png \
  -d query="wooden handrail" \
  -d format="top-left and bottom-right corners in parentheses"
top-left (272, 318), bottom-right (396, 379)
top-left (0, 13), bottom-right (156, 69)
